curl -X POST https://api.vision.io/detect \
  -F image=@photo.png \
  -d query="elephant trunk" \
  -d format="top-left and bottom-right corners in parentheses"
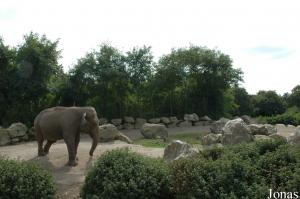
top-left (89, 126), bottom-right (99, 156)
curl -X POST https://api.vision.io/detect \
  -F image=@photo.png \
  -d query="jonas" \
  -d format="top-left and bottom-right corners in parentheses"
top-left (268, 189), bottom-right (299, 199)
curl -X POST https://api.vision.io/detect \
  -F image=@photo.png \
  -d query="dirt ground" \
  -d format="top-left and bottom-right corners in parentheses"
top-left (0, 125), bottom-right (210, 199)
top-left (0, 125), bottom-right (294, 199)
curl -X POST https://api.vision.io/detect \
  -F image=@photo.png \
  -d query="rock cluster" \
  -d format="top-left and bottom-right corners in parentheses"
top-left (0, 122), bottom-right (33, 146)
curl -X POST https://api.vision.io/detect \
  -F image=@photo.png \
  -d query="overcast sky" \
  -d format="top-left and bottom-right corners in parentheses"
top-left (1, 0), bottom-right (299, 94)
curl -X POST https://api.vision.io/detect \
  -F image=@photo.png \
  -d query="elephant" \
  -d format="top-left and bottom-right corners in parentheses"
top-left (34, 106), bottom-right (100, 166)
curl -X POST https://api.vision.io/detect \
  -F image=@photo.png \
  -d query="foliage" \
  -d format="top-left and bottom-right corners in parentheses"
top-left (231, 86), bottom-right (254, 116)
top-left (169, 140), bottom-right (300, 198)
top-left (253, 90), bottom-right (286, 116)
top-left (81, 148), bottom-right (172, 199)
top-left (0, 158), bottom-right (56, 199)
top-left (258, 106), bottom-right (300, 125)
top-left (0, 33), bottom-right (61, 126)
top-left (287, 85), bottom-right (300, 108)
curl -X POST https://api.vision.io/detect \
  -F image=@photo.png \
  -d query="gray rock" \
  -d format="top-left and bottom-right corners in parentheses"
top-left (123, 123), bottom-right (134, 130)
top-left (135, 118), bottom-right (147, 129)
top-left (178, 121), bottom-right (192, 127)
top-left (11, 138), bottom-right (19, 144)
top-left (201, 133), bottom-right (221, 145)
top-left (288, 127), bottom-right (300, 145)
top-left (27, 127), bottom-right (36, 140)
top-left (124, 116), bottom-right (135, 124)
top-left (184, 113), bottom-right (199, 122)
top-left (221, 118), bottom-right (254, 145)
top-left (111, 118), bottom-right (122, 126)
top-left (169, 116), bottom-right (179, 124)
top-left (269, 133), bottom-right (288, 143)
top-left (263, 124), bottom-right (277, 135)
top-left (99, 124), bottom-right (132, 144)
top-left (148, 118), bottom-right (161, 124)
top-left (240, 115), bottom-right (252, 125)
top-left (254, 135), bottom-right (273, 141)
top-left (99, 118), bottom-right (108, 125)
top-left (0, 129), bottom-right (10, 146)
top-left (140, 123), bottom-right (168, 141)
top-left (199, 115), bottom-right (212, 121)
top-left (248, 124), bottom-right (269, 135)
top-left (161, 117), bottom-right (171, 124)
top-left (7, 122), bottom-right (27, 138)
top-left (210, 117), bottom-right (230, 134)
top-left (163, 140), bottom-right (197, 162)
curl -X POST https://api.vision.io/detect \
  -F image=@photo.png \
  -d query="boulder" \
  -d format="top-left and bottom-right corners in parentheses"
top-left (111, 118), bottom-right (122, 126)
top-left (0, 129), bottom-right (10, 146)
top-left (135, 118), bottom-right (147, 129)
top-left (163, 140), bottom-right (197, 162)
top-left (99, 118), bottom-right (108, 125)
top-left (148, 118), bottom-right (161, 124)
top-left (169, 116), bottom-right (179, 124)
top-left (140, 123), bottom-right (168, 141)
top-left (199, 115), bottom-right (212, 122)
top-left (269, 133), bottom-right (288, 143)
top-left (201, 133), bottom-right (222, 145)
top-left (194, 121), bottom-right (208, 126)
top-left (240, 115), bottom-right (252, 125)
top-left (123, 123), bottom-right (134, 130)
top-left (161, 117), bottom-right (171, 125)
top-left (99, 124), bottom-right (132, 144)
top-left (263, 124), bottom-right (277, 135)
top-left (221, 118), bottom-right (254, 145)
top-left (248, 124), bottom-right (269, 135)
top-left (210, 117), bottom-right (230, 134)
top-left (184, 113), bottom-right (199, 122)
top-left (254, 135), bottom-right (273, 141)
top-left (7, 122), bottom-right (27, 138)
top-left (27, 127), bottom-right (36, 140)
top-left (124, 116), bottom-right (135, 124)
top-left (178, 121), bottom-right (192, 127)
top-left (288, 127), bottom-right (300, 145)
top-left (275, 124), bottom-right (286, 130)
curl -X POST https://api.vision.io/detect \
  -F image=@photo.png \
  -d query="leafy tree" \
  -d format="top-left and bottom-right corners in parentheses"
top-left (253, 90), bottom-right (286, 116)
top-left (231, 86), bottom-right (254, 116)
top-left (153, 46), bottom-right (243, 118)
top-left (0, 33), bottom-right (61, 126)
top-left (287, 85), bottom-right (300, 108)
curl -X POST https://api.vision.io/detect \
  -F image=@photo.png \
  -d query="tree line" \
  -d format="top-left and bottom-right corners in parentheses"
top-left (1, 33), bottom-right (299, 126)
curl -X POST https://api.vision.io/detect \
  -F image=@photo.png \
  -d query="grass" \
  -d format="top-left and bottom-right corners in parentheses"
top-left (134, 132), bottom-right (206, 148)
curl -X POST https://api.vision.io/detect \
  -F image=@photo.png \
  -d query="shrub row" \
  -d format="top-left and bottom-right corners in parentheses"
top-left (82, 141), bottom-right (300, 199)
top-left (0, 158), bottom-right (56, 199)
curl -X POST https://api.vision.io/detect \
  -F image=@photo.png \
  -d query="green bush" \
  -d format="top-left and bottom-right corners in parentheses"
top-left (257, 107), bottom-right (300, 125)
top-left (0, 158), bottom-right (56, 199)
top-left (169, 140), bottom-right (300, 199)
top-left (81, 148), bottom-right (172, 199)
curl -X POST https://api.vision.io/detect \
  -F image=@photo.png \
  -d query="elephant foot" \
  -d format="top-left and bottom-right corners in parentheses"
top-left (67, 160), bottom-right (78, 167)
top-left (38, 151), bottom-right (47, 156)
top-left (76, 157), bottom-right (79, 161)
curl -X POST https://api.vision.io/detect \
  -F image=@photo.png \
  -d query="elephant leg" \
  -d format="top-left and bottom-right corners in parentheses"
top-left (64, 135), bottom-right (77, 166)
top-left (75, 133), bottom-right (80, 161)
top-left (36, 127), bottom-right (46, 156)
top-left (43, 140), bottom-right (55, 154)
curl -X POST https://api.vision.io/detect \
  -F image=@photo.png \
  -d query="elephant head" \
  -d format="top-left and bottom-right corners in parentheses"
top-left (80, 108), bottom-right (100, 156)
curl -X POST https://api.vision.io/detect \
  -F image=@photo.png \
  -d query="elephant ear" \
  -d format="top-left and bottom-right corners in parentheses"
top-left (84, 111), bottom-right (98, 125)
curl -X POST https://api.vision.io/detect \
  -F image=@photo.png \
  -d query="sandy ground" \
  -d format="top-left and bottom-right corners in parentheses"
top-left (0, 125), bottom-right (210, 199)
top-left (0, 125), bottom-right (294, 199)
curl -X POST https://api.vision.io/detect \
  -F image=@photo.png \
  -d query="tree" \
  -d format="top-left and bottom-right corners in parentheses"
top-left (0, 33), bottom-right (61, 126)
top-left (287, 85), bottom-right (300, 108)
top-left (253, 90), bottom-right (286, 116)
top-left (153, 46), bottom-right (243, 118)
top-left (231, 86), bottom-right (254, 116)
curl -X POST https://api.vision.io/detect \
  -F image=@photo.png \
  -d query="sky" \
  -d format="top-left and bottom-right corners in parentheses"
top-left (0, 0), bottom-right (299, 95)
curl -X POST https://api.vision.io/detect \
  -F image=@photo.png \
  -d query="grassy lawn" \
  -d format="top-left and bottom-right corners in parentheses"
top-left (134, 132), bottom-right (206, 148)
